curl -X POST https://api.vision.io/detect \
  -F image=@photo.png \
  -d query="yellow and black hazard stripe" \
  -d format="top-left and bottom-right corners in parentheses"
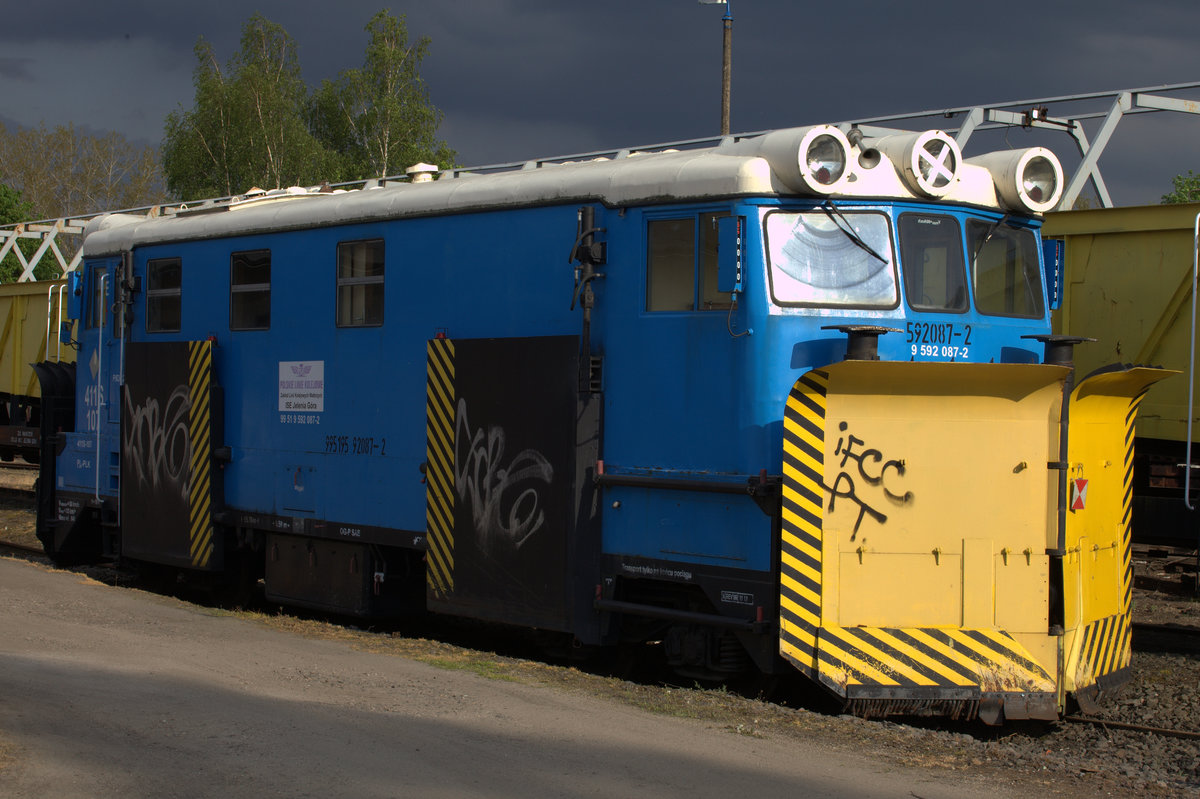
top-left (1121, 388), bottom-right (1151, 614)
top-left (425, 338), bottom-right (456, 598)
top-left (779, 369), bottom-right (828, 678)
top-left (811, 625), bottom-right (1053, 692)
top-left (187, 340), bottom-right (214, 569)
top-left (1075, 385), bottom-right (1152, 684)
top-left (780, 367), bottom-right (1055, 698)
top-left (1077, 613), bottom-right (1132, 682)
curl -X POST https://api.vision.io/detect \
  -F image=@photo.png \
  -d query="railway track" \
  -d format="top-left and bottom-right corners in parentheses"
top-left (1131, 621), bottom-right (1200, 655)
top-left (0, 537), bottom-right (45, 559)
top-left (0, 461), bottom-right (37, 502)
top-left (1066, 714), bottom-right (1200, 740)
top-left (0, 484), bottom-right (35, 501)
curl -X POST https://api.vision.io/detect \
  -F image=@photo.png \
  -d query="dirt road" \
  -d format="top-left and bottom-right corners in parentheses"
top-left (0, 557), bottom-right (1040, 798)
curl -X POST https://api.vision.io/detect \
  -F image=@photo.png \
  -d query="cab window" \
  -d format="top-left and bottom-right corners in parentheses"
top-left (646, 212), bottom-right (731, 311)
top-left (967, 220), bottom-right (1044, 318)
top-left (898, 213), bottom-right (967, 313)
top-left (764, 210), bottom-right (897, 307)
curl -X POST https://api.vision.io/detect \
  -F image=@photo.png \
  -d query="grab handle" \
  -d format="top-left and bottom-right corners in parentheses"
top-left (1186, 212), bottom-right (1199, 510)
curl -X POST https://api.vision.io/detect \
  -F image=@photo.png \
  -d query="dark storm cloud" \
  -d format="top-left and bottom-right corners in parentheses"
top-left (0, 56), bottom-right (32, 80)
top-left (1, 0), bottom-right (1199, 202)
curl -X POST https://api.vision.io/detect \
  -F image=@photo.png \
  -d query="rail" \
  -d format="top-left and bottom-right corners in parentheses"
top-left (1066, 715), bottom-right (1200, 741)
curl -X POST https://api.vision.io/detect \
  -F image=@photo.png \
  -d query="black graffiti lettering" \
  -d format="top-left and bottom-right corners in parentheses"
top-left (825, 421), bottom-right (914, 535)
top-left (827, 471), bottom-right (887, 540)
top-left (877, 459), bottom-right (913, 503)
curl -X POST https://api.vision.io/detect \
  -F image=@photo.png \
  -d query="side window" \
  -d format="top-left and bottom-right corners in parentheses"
top-left (336, 239), bottom-right (384, 327)
top-left (230, 249), bottom-right (271, 330)
top-left (146, 258), bottom-right (181, 333)
top-left (898, 213), bottom-right (967, 313)
top-left (88, 267), bottom-right (107, 330)
top-left (647, 218), bottom-right (694, 311)
top-left (967, 221), bottom-right (1044, 318)
top-left (697, 212), bottom-right (730, 310)
top-left (646, 212), bottom-right (730, 312)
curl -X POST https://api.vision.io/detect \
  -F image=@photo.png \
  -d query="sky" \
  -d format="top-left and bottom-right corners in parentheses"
top-left (1, 0), bottom-right (1199, 207)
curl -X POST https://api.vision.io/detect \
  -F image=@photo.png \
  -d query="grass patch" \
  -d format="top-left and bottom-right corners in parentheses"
top-left (425, 656), bottom-right (521, 682)
top-left (0, 735), bottom-right (17, 775)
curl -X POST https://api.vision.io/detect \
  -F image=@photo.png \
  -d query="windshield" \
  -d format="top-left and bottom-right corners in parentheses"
top-left (966, 220), bottom-right (1044, 318)
top-left (898, 213), bottom-right (967, 313)
top-left (764, 211), bottom-right (897, 307)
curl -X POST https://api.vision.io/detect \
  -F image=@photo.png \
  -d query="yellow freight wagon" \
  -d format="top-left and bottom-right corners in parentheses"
top-left (0, 280), bottom-right (74, 461)
top-left (1043, 203), bottom-right (1199, 544)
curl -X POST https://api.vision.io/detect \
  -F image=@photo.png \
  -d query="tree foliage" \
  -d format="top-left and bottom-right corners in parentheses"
top-left (164, 15), bottom-right (336, 199)
top-left (0, 124), bottom-right (166, 281)
top-left (309, 11), bottom-right (455, 180)
top-left (165, 11), bottom-right (454, 200)
top-left (1162, 170), bottom-right (1200, 204)
top-left (0, 122), bottom-right (168, 219)
top-left (0, 184), bottom-right (54, 282)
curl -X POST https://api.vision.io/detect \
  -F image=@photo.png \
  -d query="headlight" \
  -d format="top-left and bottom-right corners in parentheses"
top-left (729, 124), bottom-right (852, 195)
top-left (966, 148), bottom-right (1064, 213)
top-left (805, 133), bottom-right (847, 186)
top-left (793, 126), bottom-right (852, 194)
top-left (872, 130), bottom-right (962, 198)
top-left (915, 136), bottom-right (957, 191)
top-left (1020, 155), bottom-right (1058, 205)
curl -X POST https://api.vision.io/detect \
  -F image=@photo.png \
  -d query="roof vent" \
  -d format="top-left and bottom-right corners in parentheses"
top-left (406, 163), bottom-right (439, 183)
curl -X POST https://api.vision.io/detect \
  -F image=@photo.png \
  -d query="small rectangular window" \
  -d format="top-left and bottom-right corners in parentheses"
top-left (230, 249), bottom-right (271, 330)
top-left (336, 239), bottom-right (384, 327)
top-left (88, 267), bottom-right (107, 330)
top-left (647, 219), bottom-right (694, 311)
top-left (146, 258), bottom-right (181, 333)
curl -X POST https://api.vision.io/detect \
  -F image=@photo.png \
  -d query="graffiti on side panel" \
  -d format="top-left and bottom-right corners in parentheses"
top-left (454, 398), bottom-right (553, 553)
top-left (826, 421), bottom-right (913, 539)
top-left (124, 384), bottom-right (191, 499)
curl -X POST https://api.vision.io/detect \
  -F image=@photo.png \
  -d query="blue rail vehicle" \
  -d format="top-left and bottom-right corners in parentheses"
top-left (35, 125), bottom-right (1166, 722)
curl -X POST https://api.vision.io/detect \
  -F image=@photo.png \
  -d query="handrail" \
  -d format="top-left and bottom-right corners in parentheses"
top-left (95, 273), bottom-right (106, 501)
top-left (55, 284), bottom-right (66, 362)
top-left (1186, 212), bottom-right (1199, 511)
top-left (44, 285), bottom-right (54, 363)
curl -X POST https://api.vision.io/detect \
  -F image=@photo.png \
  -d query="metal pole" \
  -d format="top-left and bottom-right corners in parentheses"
top-left (721, 1), bottom-right (732, 136)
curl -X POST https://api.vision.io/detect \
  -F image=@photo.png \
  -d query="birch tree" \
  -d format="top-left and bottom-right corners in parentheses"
top-left (309, 10), bottom-right (455, 180)
top-left (163, 15), bottom-right (336, 199)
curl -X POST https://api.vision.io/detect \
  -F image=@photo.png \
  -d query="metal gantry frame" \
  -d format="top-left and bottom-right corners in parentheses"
top-left (2, 82), bottom-right (1199, 282)
top-left (845, 81), bottom-right (1200, 211)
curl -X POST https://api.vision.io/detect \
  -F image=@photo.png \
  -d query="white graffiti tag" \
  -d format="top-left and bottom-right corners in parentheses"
top-left (123, 384), bottom-right (191, 498)
top-left (453, 398), bottom-right (553, 553)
